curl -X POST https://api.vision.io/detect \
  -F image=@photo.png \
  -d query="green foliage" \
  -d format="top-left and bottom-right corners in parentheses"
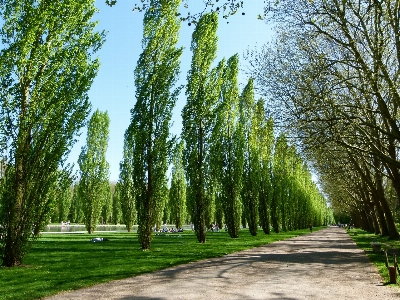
top-left (78, 110), bottom-right (110, 234)
top-left (249, 0), bottom-right (400, 239)
top-left (255, 103), bottom-right (274, 234)
top-left (101, 184), bottom-right (112, 224)
top-left (162, 190), bottom-right (171, 225)
top-left (214, 189), bottom-right (224, 230)
top-left (119, 143), bottom-right (136, 232)
top-left (112, 183), bottom-right (122, 225)
top-left (212, 54), bottom-right (243, 238)
top-left (125, 0), bottom-right (183, 249)
top-left (0, 0), bottom-right (105, 267)
top-left (155, 185), bottom-right (169, 230)
top-left (271, 133), bottom-right (288, 233)
top-left (334, 213), bottom-right (351, 225)
top-left (182, 12), bottom-right (220, 243)
top-left (50, 178), bottom-right (73, 224)
top-left (70, 184), bottom-right (84, 224)
top-left (269, 133), bottom-right (329, 232)
top-left (240, 78), bottom-right (259, 236)
top-left (169, 141), bottom-right (187, 229)
top-left (58, 185), bottom-right (73, 224)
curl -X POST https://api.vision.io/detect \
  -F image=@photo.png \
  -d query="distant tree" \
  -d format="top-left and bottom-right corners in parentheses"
top-left (0, 0), bottom-right (105, 267)
top-left (59, 187), bottom-right (73, 224)
top-left (158, 187), bottom-right (169, 227)
top-left (271, 133), bottom-right (288, 233)
top-left (49, 172), bottom-right (73, 224)
top-left (112, 182), bottom-right (122, 224)
top-left (255, 107), bottom-right (274, 234)
top-left (51, 178), bottom-right (73, 224)
top-left (124, 0), bottom-right (183, 249)
top-left (163, 189), bottom-right (171, 225)
top-left (70, 183), bottom-right (84, 224)
top-left (101, 184), bottom-right (112, 224)
top-left (78, 110), bottom-right (110, 234)
top-left (182, 12), bottom-right (220, 243)
top-left (119, 143), bottom-right (136, 232)
top-left (169, 141), bottom-right (187, 229)
top-left (240, 78), bottom-right (259, 236)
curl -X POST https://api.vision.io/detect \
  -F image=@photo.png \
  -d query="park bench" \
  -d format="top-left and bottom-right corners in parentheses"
top-left (371, 242), bottom-right (400, 255)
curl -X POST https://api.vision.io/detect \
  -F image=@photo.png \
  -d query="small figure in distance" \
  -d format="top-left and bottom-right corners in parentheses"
top-left (309, 224), bottom-right (313, 232)
top-left (209, 223), bottom-right (214, 232)
top-left (90, 237), bottom-right (109, 242)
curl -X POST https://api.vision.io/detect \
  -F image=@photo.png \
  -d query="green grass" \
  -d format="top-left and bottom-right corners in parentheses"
top-left (0, 227), bottom-right (321, 300)
top-left (348, 228), bottom-right (400, 285)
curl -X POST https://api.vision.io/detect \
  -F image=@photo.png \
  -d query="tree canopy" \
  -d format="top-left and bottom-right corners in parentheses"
top-left (247, 0), bottom-right (400, 238)
top-left (105, 0), bottom-right (248, 24)
top-left (78, 110), bottom-right (110, 234)
top-left (0, 0), bottom-right (105, 267)
top-left (182, 12), bottom-right (220, 243)
top-left (124, 0), bottom-right (183, 249)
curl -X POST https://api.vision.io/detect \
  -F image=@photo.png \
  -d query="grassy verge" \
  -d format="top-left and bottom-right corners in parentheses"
top-left (0, 227), bottom-right (321, 300)
top-left (348, 228), bottom-right (400, 285)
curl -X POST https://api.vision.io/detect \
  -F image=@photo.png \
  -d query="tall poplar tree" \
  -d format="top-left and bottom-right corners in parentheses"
top-left (0, 0), bottom-right (104, 266)
top-left (124, 0), bottom-right (182, 249)
top-left (112, 182), bottom-right (122, 225)
top-left (119, 143), bottom-right (136, 232)
top-left (271, 133), bottom-right (289, 233)
top-left (78, 110), bottom-right (110, 234)
top-left (51, 178), bottom-right (73, 223)
top-left (212, 54), bottom-right (243, 238)
top-left (70, 183), bottom-right (84, 223)
top-left (256, 106), bottom-right (274, 234)
top-left (240, 78), bottom-right (259, 236)
top-left (58, 184), bottom-right (73, 224)
top-left (182, 12), bottom-right (220, 243)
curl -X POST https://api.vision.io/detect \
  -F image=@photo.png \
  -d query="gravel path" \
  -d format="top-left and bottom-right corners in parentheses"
top-left (46, 227), bottom-right (400, 299)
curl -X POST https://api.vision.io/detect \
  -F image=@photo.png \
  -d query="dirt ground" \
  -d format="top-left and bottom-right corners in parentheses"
top-left (45, 227), bottom-right (400, 300)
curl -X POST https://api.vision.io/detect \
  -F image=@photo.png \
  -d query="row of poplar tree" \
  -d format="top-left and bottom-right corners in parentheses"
top-left (53, 116), bottom-right (333, 239)
top-left (0, 0), bottom-right (331, 267)
top-left (59, 1), bottom-right (333, 250)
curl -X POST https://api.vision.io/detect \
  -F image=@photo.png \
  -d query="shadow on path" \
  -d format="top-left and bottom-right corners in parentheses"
top-left (46, 227), bottom-right (400, 300)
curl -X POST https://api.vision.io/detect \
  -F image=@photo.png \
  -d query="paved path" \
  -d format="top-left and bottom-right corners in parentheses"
top-left (47, 227), bottom-right (400, 299)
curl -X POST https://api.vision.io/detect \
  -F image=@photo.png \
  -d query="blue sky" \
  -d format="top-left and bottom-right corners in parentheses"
top-left (68, 1), bottom-right (273, 182)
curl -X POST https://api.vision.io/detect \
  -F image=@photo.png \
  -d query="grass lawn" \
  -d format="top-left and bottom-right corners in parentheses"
top-left (349, 228), bottom-right (400, 285)
top-left (0, 227), bottom-right (321, 300)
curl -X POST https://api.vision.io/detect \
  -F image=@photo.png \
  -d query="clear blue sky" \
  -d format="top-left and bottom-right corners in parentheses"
top-left (68, 1), bottom-right (273, 182)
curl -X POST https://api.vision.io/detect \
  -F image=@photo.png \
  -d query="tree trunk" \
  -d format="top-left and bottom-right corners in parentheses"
top-left (2, 117), bottom-right (29, 267)
top-left (374, 157), bottom-right (399, 239)
top-left (194, 121), bottom-right (206, 244)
